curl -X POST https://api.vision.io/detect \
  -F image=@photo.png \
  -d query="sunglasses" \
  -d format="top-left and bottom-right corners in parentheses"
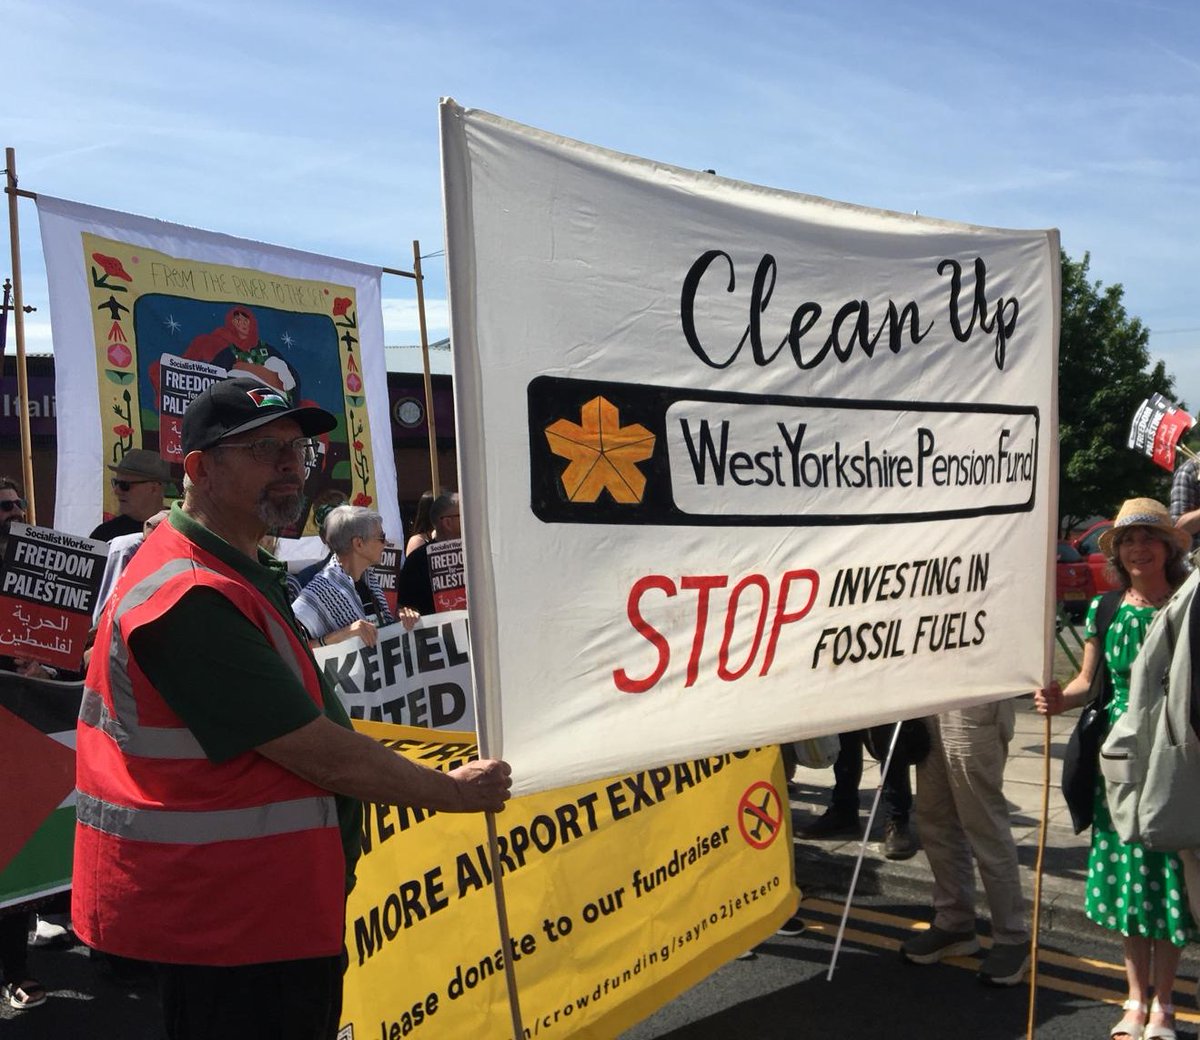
top-left (0, 497), bottom-right (27, 513)
top-left (111, 478), bottom-right (159, 492)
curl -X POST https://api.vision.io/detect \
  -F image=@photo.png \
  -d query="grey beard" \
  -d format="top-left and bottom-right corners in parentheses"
top-left (257, 490), bottom-right (302, 529)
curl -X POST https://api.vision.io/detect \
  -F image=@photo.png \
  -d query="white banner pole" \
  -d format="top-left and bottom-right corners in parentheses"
top-left (826, 721), bottom-right (903, 980)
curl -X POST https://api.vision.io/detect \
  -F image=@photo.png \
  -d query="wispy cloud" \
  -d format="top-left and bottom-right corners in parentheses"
top-left (382, 298), bottom-right (448, 345)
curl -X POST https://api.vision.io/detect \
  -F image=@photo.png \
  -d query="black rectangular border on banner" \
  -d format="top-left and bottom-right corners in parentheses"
top-left (528, 375), bottom-right (1039, 527)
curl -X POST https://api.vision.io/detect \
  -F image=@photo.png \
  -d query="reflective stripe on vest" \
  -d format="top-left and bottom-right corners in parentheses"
top-left (79, 687), bottom-right (206, 759)
top-left (85, 555), bottom-right (315, 760)
top-left (77, 791), bottom-right (336, 844)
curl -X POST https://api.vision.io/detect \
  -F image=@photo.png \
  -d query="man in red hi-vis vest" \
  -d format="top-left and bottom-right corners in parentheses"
top-left (74, 376), bottom-right (511, 1039)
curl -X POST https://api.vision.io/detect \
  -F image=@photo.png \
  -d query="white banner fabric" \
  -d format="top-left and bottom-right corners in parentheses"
top-left (441, 100), bottom-right (1060, 796)
top-left (36, 196), bottom-right (399, 544)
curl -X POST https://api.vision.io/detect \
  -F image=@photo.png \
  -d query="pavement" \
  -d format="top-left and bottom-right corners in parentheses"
top-left (786, 692), bottom-right (1096, 939)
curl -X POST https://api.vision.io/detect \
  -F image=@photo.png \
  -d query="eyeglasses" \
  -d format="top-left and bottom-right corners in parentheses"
top-left (364, 532), bottom-right (387, 543)
top-left (216, 437), bottom-right (319, 466)
top-left (111, 478), bottom-right (159, 492)
top-left (0, 497), bottom-right (27, 512)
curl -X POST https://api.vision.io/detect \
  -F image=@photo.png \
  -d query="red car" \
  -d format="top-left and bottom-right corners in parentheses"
top-left (1056, 541), bottom-right (1095, 621)
top-left (1071, 520), bottom-right (1117, 595)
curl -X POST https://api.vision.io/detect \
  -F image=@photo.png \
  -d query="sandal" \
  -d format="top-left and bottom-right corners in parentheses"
top-left (1144, 996), bottom-right (1176, 1040)
top-left (7, 979), bottom-right (47, 1010)
top-left (1110, 999), bottom-right (1146, 1040)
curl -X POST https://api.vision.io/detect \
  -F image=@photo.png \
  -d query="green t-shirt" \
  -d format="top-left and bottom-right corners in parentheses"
top-left (129, 504), bottom-right (362, 889)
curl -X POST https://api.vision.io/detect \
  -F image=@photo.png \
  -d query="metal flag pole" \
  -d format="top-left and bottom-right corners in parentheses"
top-left (826, 721), bottom-right (903, 979)
top-left (4, 147), bottom-right (37, 521)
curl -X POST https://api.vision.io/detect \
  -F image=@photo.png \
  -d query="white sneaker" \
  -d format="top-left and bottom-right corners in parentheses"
top-left (29, 917), bottom-right (72, 947)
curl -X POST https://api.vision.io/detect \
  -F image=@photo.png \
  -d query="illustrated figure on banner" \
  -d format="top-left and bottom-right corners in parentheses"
top-left (139, 298), bottom-right (350, 536)
top-left (181, 306), bottom-right (302, 395)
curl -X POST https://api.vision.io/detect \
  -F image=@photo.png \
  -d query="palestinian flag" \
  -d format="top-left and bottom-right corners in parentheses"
top-left (0, 671), bottom-right (80, 909)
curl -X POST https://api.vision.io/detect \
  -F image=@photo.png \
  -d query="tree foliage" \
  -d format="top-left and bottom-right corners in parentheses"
top-left (1057, 250), bottom-right (1174, 536)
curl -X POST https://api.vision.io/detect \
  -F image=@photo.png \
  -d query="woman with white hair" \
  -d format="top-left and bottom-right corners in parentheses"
top-left (291, 505), bottom-right (396, 648)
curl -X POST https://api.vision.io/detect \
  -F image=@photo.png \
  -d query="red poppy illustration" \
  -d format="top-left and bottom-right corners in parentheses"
top-left (353, 440), bottom-right (363, 452)
top-left (92, 253), bottom-right (132, 281)
top-left (346, 373), bottom-right (362, 393)
top-left (332, 297), bottom-right (352, 317)
top-left (107, 343), bottom-right (132, 368)
top-left (112, 424), bottom-right (133, 438)
top-left (352, 492), bottom-right (373, 507)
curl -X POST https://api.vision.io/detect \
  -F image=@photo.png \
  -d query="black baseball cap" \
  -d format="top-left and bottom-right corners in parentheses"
top-left (182, 376), bottom-right (338, 453)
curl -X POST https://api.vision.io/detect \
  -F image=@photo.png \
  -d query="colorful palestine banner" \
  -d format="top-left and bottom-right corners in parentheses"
top-left (340, 724), bottom-right (795, 1039)
top-left (0, 671), bottom-right (79, 909)
top-left (441, 100), bottom-right (1060, 794)
top-left (36, 196), bottom-right (400, 543)
top-left (0, 524), bottom-right (107, 670)
top-left (314, 612), bottom-right (476, 731)
top-left (1129, 393), bottom-right (1196, 471)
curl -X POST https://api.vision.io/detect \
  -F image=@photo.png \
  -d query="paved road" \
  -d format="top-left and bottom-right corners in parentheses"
top-left (621, 892), bottom-right (1200, 1039)
top-left (8, 891), bottom-right (1197, 1039)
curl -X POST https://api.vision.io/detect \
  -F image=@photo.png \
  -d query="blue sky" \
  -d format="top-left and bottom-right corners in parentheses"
top-left (8, 0), bottom-right (1200, 406)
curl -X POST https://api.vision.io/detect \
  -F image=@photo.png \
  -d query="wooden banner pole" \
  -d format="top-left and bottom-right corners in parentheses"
top-left (1026, 713), bottom-right (1051, 1039)
top-left (485, 809), bottom-right (527, 1040)
top-left (412, 240), bottom-right (441, 494)
top-left (4, 147), bottom-right (36, 522)
top-left (390, 251), bottom-right (515, 1031)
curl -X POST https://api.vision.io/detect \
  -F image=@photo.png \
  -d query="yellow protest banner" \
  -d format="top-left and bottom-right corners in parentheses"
top-left (340, 724), bottom-right (798, 1039)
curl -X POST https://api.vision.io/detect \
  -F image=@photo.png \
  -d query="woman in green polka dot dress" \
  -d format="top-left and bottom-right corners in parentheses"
top-left (1037, 498), bottom-right (1194, 1040)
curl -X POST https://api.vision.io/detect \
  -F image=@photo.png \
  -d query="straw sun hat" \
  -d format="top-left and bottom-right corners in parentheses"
top-left (1097, 497), bottom-right (1191, 557)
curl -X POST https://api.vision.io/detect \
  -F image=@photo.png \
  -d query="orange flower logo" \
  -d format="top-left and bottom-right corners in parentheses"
top-left (545, 397), bottom-right (655, 504)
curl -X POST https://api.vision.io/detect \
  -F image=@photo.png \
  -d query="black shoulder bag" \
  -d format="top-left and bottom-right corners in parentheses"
top-left (1061, 590), bottom-right (1122, 834)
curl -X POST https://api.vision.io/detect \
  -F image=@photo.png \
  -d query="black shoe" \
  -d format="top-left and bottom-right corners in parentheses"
top-left (976, 942), bottom-right (1030, 986)
top-left (775, 914), bottom-right (807, 937)
top-left (800, 808), bottom-right (860, 839)
top-left (900, 927), bottom-right (979, 965)
top-left (883, 820), bottom-right (918, 860)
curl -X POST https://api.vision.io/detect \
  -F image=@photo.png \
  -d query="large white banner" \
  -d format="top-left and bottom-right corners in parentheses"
top-left (36, 197), bottom-right (400, 544)
top-left (441, 101), bottom-right (1060, 795)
